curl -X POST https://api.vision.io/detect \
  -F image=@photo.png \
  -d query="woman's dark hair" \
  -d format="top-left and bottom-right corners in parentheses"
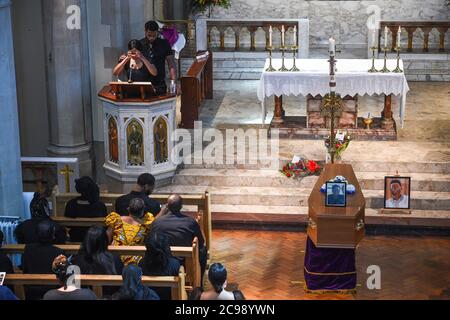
top-left (36, 220), bottom-right (56, 244)
top-left (142, 231), bottom-right (172, 273)
top-left (208, 263), bottom-right (227, 294)
top-left (75, 176), bottom-right (100, 204)
top-left (78, 226), bottom-right (116, 275)
top-left (233, 290), bottom-right (246, 300)
top-left (128, 39), bottom-right (143, 52)
top-left (52, 255), bottom-right (73, 289)
top-left (118, 265), bottom-right (159, 300)
top-left (128, 198), bottom-right (145, 219)
top-left (189, 287), bottom-right (203, 300)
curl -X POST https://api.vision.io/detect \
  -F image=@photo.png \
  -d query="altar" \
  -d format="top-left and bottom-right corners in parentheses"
top-left (98, 83), bottom-right (177, 191)
top-left (258, 58), bottom-right (410, 140)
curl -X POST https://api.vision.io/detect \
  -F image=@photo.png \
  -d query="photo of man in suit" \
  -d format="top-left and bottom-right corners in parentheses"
top-left (326, 183), bottom-right (346, 207)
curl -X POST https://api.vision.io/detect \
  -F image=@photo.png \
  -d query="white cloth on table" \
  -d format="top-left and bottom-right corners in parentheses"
top-left (257, 59), bottom-right (410, 128)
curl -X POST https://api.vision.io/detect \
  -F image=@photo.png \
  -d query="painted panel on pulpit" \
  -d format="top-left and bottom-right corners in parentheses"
top-left (126, 120), bottom-right (144, 166)
top-left (154, 117), bottom-right (169, 164)
top-left (108, 117), bottom-right (119, 164)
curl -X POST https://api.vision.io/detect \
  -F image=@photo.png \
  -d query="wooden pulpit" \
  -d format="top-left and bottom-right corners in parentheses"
top-left (307, 164), bottom-right (365, 249)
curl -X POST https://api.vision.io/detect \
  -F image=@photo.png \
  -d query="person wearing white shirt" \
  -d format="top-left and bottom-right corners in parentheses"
top-left (386, 179), bottom-right (410, 208)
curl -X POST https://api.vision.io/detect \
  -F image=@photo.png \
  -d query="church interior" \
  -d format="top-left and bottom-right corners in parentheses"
top-left (0, 0), bottom-right (449, 302)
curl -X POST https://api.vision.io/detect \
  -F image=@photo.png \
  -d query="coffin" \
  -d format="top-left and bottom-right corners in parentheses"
top-left (307, 164), bottom-right (365, 249)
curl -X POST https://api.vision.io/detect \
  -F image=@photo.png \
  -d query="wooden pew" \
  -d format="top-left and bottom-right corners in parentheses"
top-left (1, 239), bottom-right (201, 288)
top-left (51, 191), bottom-right (212, 262)
top-left (4, 266), bottom-right (187, 300)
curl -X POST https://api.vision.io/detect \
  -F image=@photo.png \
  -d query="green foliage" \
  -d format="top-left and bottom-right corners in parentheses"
top-left (192, 0), bottom-right (231, 13)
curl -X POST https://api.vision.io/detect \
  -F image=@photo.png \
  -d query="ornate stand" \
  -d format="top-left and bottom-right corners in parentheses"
top-left (278, 46), bottom-right (289, 72)
top-left (392, 46), bottom-right (403, 73)
top-left (368, 46), bottom-right (378, 73)
top-left (380, 47), bottom-right (390, 73)
top-left (266, 46), bottom-right (276, 72)
top-left (290, 46), bottom-right (300, 72)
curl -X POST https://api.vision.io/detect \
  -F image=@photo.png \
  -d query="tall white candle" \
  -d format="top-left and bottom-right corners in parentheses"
top-left (293, 25), bottom-right (297, 46)
top-left (269, 25), bottom-right (273, 48)
top-left (281, 25), bottom-right (285, 47)
top-left (372, 28), bottom-right (376, 48)
top-left (329, 37), bottom-right (336, 55)
top-left (384, 26), bottom-right (388, 48)
top-left (397, 26), bottom-right (401, 48)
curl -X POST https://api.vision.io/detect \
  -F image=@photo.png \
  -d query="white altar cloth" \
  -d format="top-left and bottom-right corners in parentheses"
top-left (257, 59), bottom-right (410, 128)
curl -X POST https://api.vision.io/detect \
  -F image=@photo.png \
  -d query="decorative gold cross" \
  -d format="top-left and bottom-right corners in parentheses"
top-left (59, 165), bottom-right (74, 193)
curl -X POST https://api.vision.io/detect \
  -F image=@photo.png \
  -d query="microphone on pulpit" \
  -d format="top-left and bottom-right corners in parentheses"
top-left (128, 64), bottom-right (133, 83)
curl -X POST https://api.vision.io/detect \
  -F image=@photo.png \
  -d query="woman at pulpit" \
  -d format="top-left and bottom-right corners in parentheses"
top-left (113, 39), bottom-right (157, 83)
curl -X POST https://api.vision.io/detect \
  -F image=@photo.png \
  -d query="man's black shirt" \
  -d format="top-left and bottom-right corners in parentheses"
top-left (115, 191), bottom-right (161, 217)
top-left (140, 37), bottom-right (173, 87)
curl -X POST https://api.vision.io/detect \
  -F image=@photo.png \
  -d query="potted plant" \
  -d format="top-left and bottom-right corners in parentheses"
top-left (192, 0), bottom-right (231, 18)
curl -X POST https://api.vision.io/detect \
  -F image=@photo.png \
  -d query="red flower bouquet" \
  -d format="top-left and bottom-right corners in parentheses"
top-left (281, 159), bottom-right (322, 179)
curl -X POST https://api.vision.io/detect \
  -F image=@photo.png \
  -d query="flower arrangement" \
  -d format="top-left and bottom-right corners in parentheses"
top-left (280, 157), bottom-right (322, 178)
top-left (192, 0), bottom-right (231, 14)
top-left (324, 130), bottom-right (351, 160)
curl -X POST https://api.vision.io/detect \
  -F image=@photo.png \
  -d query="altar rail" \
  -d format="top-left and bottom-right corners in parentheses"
top-left (196, 19), bottom-right (309, 57)
top-left (379, 21), bottom-right (450, 52)
top-left (4, 266), bottom-right (187, 300)
top-left (181, 51), bottom-right (213, 129)
top-left (1, 240), bottom-right (201, 289)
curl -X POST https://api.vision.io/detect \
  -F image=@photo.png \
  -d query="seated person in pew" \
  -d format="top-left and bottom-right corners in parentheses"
top-left (188, 287), bottom-right (203, 300)
top-left (111, 264), bottom-right (159, 301)
top-left (64, 176), bottom-right (108, 242)
top-left (139, 231), bottom-right (180, 300)
top-left (22, 220), bottom-right (65, 300)
top-left (43, 255), bottom-right (97, 300)
top-left (113, 39), bottom-right (157, 83)
top-left (15, 182), bottom-right (67, 245)
top-left (0, 230), bottom-right (14, 274)
top-left (151, 195), bottom-right (207, 284)
top-left (201, 263), bottom-right (236, 301)
top-left (106, 198), bottom-right (155, 266)
top-left (115, 173), bottom-right (161, 217)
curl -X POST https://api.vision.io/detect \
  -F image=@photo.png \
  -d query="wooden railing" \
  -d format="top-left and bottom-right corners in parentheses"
top-left (379, 21), bottom-right (450, 52)
top-left (180, 51), bottom-right (213, 129)
top-left (206, 20), bottom-right (299, 51)
top-left (51, 191), bottom-right (212, 263)
top-left (1, 240), bottom-right (201, 288)
top-left (4, 266), bottom-right (187, 300)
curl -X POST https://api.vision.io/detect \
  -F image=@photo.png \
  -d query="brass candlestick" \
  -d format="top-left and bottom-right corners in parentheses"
top-left (392, 46), bottom-right (403, 73)
top-left (265, 46), bottom-right (276, 72)
top-left (278, 46), bottom-right (289, 72)
top-left (368, 46), bottom-right (378, 73)
top-left (290, 45), bottom-right (300, 72)
top-left (380, 47), bottom-right (390, 73)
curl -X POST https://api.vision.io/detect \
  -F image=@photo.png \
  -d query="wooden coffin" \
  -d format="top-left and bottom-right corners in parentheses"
top-left (307, 164), bottom-right (365, 249)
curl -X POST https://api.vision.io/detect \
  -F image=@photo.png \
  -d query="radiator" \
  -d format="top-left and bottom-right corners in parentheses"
top-left (0, 216), bottom-right (21, 267)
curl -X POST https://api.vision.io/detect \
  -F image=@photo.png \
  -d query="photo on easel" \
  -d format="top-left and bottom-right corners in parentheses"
top-left (384, 176), bottom-right (411, 209)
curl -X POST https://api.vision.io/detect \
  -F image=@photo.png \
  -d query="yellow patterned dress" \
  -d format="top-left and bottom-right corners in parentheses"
top-left (105, 212), bottom-right (155, 266)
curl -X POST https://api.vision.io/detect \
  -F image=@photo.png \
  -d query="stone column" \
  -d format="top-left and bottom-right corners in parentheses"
top-left (42, 0), bottom-right (93, 177)
top-left (0, 0), bottom-right (25, 218)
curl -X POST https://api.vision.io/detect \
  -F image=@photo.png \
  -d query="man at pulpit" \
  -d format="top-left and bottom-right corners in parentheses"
top-left (113, 40), bottom-right (157, 83)
top-left (140, 21), bottom-right (179, 95)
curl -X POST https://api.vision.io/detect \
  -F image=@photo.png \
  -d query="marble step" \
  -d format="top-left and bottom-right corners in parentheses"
top-left (210, 205), bottom-right (450, 228)
top-left (172, 168), bottom-right (450, 192)
top-left (155, 185), bottom-right (450, 211)
top-left (185, 161), bottom-right (450, 174)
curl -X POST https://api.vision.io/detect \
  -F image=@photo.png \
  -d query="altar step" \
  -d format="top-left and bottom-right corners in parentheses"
top-left (155, 184), bottom-right (450, 211)
top-left (171, 168), bottom-right (450, 192)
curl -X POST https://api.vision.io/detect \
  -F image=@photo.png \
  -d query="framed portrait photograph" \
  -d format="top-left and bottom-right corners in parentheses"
top-left (384, 176), bottom-right (411, 209)
top-left (325, 182), bottom-right (347, 207)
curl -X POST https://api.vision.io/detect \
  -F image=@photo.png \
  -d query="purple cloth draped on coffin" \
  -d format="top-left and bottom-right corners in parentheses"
top-left (161, 27), bottom-right (179, 47)
top-left (304, 237), bottom-right (357, 292)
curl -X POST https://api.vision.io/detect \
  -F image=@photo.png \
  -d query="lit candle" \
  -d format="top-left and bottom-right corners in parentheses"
top-left (384, 26), bottom-right (388, 48)
top-left (269, 25), bottom-right (273, 48)
top-left (281, 25), bottom-right (285, 47)
top-left (293, 25), bottom-right (297, 46)
top-left (329, 37), bottom-right (336, 55)
top-left (397, 26), bottom-right (401, 48)
top-left (371, 28), bottom-right (376, 48)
